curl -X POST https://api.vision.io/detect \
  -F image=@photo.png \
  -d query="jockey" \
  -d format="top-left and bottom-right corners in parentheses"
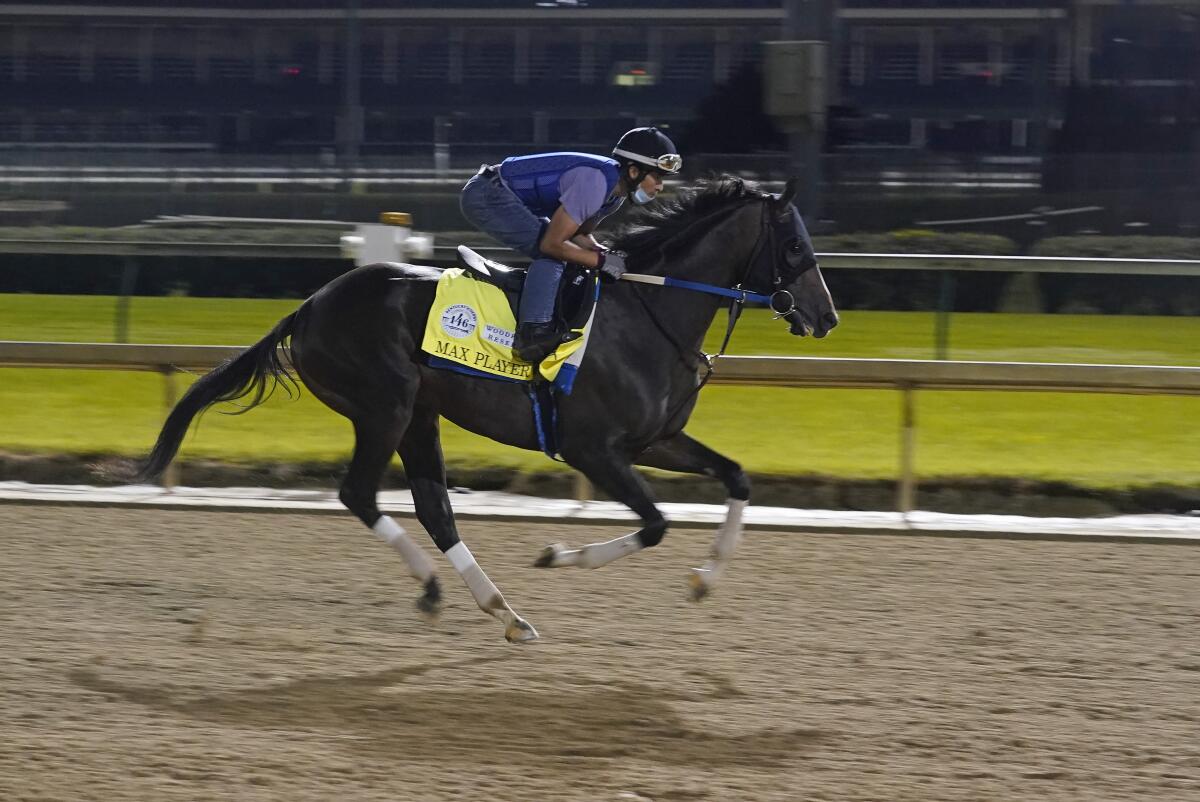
top-left (459, 126), bottom-right (682, 362)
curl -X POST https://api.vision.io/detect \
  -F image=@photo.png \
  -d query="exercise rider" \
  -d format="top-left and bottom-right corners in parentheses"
top-left (459, 126), bottom-right (682, 362)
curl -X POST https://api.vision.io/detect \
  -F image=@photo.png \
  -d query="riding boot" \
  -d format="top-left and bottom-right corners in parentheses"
top-left (513, 321), bottom-right (561, 364)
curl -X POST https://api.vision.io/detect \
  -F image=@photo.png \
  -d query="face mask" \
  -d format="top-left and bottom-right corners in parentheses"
top-left (632, 186), bottom-right (654, 205)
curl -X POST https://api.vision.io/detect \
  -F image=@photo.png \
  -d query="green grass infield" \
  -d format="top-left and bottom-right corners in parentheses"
top-left (2, 294), bottom-right (1198, 488)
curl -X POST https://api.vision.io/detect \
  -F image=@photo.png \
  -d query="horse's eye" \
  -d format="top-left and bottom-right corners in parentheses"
top-left (789, 240), bottom-right (804, 252)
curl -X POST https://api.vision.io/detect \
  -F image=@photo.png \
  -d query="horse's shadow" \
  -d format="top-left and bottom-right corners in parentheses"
top-left (69, 657), bottom-right (821, 771)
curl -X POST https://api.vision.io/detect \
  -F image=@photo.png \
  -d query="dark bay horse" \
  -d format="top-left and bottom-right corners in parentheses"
top-left (138, 176), bottom-right (838, 643)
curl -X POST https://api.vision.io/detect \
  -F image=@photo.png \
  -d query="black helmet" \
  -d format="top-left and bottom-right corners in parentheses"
top-left (612, 126), bottom-right (682, 174)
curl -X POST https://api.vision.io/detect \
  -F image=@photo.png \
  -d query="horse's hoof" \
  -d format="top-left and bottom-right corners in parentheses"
top-left (533, 543), bottom-right (566, 568)
top-left (688, 569), bottom-right (711, 602)
top-left (415, 577), bottom-right (443, 620)
top-left (505, 618), bottom-right (540, 644)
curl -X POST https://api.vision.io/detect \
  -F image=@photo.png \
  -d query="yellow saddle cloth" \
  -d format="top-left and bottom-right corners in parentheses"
top-left (420, 268), bottom-right (593, 390)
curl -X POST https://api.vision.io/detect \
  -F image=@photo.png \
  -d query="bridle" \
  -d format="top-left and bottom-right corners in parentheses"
top-left (617, 193), bottom-right (816, 420)
top-left (620, 195), bottom-right (814, 364)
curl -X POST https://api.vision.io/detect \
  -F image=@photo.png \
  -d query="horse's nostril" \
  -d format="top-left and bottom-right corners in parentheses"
top-left (823, 312), bottom-right (839, 328)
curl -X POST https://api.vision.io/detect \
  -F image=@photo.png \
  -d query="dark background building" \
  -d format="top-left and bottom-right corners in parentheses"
top-left (2, 1), bottom-right (1196, 159)
top-left (0, 1), bottom-right (1197, 235)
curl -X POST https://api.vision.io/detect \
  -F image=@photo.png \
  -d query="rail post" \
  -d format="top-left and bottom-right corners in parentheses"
top-left (114, 256), bottom-right (139, 344)
top-left (574, 472), bottom-right (593, 503)
top-left (934, 272), bottom-right (956, 360)
top-left (897, 383), bottom-right (917, 514)
top-left (160, 365), bottom-right (179, 490)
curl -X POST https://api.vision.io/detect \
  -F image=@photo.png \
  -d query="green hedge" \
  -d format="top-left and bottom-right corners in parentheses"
top-left (813, 229), bottom-right (1018, 255)
top-left (1031, 235), bottom-right (1200, 259)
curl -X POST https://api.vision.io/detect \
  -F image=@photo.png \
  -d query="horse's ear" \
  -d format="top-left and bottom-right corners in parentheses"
top-left (773, 178), bottom-right (799, 212)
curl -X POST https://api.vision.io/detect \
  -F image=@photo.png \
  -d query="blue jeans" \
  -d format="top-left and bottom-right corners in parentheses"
top-left (460, 169), bottom-right (563, 324)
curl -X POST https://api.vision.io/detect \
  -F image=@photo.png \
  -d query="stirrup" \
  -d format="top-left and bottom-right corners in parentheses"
top-left (514, 323), bottom-right (561, 363)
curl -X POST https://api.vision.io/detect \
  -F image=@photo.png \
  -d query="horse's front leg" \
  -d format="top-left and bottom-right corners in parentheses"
top-left (634, 432), bottom-right (750, 601)
top-left (400, 405), bottom-right (538, 644)
top-left (534, 446), bottom-right (666, 570)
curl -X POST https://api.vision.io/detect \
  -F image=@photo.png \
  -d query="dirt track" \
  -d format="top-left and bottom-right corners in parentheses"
top-left (2, 504), bottom-right (1199, 801)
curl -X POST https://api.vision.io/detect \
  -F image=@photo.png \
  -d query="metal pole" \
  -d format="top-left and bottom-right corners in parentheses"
top-left (161, 367), bottom-right (179, 490)
top-left (897, 384), bottom-right (916, 514)
top-left (114, 256), bottom-right (138, 344)
top-left (934, 272), bottom-right (956, 360)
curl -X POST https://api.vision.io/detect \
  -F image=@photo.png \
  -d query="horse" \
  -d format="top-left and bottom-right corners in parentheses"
top-left (138, 176), bottom-right (838, 643)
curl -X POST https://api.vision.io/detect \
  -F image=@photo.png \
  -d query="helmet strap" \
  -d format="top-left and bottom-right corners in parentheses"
top-left (622, 163), bottom-right (647, 194)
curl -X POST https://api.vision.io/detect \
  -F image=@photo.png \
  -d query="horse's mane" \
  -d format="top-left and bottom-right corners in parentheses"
top-left (607, 175), bottom-right (763, 262)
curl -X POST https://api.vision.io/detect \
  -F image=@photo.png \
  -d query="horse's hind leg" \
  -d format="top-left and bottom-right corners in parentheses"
top-left (635, 432), bottom-right (750, 601)
top-left (535, 446), bottom-right (667, 570)
top-left (340, 415), bottom-right (442, 617)
top-left (398, 404), bottom-right (538, 644)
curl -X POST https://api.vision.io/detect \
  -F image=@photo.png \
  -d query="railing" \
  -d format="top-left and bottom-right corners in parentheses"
top-left (5, 241), bottom-right (1198, 356)
top-left (3, 340), bottom-right (1198, 512)
top-left (3, 239), bottom-right (1200, 277)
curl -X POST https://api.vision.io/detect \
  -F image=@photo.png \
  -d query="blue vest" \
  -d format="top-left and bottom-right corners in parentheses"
top-left (498, 152), bottom-right (621, 218)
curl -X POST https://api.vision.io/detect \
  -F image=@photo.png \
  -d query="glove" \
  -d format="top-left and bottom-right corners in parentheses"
top-left (598, 250), bottom-right (627, 284)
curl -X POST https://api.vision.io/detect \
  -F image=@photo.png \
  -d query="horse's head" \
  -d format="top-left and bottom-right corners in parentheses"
top-left (751, 179), bottom-right (838, 339)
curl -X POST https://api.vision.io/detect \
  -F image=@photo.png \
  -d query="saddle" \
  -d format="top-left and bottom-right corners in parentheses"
top-left (456, 245), bottom-right (597, 333)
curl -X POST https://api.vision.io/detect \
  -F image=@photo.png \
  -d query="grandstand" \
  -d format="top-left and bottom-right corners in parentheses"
top-left (1, 1), bottom-right (1195, 158)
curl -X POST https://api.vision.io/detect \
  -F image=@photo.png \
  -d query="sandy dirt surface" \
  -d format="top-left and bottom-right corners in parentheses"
top-left (1, 504), bottom-right (1199, 802)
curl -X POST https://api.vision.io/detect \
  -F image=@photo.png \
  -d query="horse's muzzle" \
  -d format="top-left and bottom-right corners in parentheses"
top-left (786, 309), bottom-right (837, 339)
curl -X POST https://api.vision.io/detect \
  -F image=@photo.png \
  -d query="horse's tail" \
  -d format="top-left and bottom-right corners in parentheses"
top-left (136, 310), bottom-right (300, 483)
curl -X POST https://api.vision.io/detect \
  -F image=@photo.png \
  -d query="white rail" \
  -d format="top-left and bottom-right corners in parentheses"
top-left (3, 341), bottom-right (1198, 511)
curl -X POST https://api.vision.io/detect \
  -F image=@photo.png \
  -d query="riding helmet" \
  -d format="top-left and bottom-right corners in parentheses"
top-left (612, 127), bottom-right (682, 174)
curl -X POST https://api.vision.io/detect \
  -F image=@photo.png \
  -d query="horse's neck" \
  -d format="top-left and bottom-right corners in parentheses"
top-left (647, 202), bottom-right (763, 344)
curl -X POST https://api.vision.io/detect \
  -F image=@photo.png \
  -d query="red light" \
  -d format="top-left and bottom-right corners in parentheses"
top-left (631, 68), bottom-right (646, 75)
top-left (283, 66), bottom-right (301, 76)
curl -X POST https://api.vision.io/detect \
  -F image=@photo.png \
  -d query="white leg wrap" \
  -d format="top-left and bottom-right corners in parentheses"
top-left (710, 498), bottom-right (746, 562)
top-left (577, 532), bottom-right (643, 569)
top-left (693, 498), bottom-right (747, 589)
top-left (445, 542), bottom-right (507, 614)
top-left (372, 515), bottom-right (436, 582)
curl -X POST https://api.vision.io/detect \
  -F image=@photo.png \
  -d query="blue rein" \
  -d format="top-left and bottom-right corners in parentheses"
top-left (619, 273), bottom-right (774, 305)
